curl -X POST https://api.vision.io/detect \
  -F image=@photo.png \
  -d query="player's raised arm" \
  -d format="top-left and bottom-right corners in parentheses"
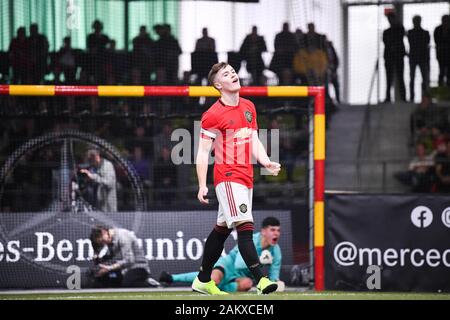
top-left (196, 136), bottom-right (213, 204)
top-left (252, 131), bottom-right (281, 176)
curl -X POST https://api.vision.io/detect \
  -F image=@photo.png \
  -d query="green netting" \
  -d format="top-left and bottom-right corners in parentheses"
top-left (0, 0), bottom-right (178, 51)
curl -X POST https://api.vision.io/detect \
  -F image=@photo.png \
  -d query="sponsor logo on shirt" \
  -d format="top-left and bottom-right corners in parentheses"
top-left (233, 127), bottom-right (253, 139)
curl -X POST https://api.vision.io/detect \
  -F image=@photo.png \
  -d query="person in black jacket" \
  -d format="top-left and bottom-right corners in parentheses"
top-left (383, 12), bottom-right (406, 103)
top-left (8, 27), bottom-right (29, 84)
top-left (86, 20), bottom-right (110, 84)
top-left (153, 24), bottom-right (182, 84)
top-left (240, 26), bottom-right (267, 85)
top-left (270, 23), bottom-right (297, 85)
top-left (407, 15), bottom-right (430, 102)
top-left (55, 36), bottom-right (77, 84)
top-left (434, 15), bottom-right (450, 86)
top-left (153, 146), bottom-right (177, 205)
top-left (27, 23), bottom-right (49, 84)
top-left (132, 26), bottom-right (154, 84)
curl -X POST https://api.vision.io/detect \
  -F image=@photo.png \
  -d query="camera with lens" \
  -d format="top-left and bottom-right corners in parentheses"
top-left (76, 164), bottom-right (91, 190)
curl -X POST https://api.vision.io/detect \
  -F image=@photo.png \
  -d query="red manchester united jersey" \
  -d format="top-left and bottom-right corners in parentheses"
top-left (200, 97), bottom-right (258, 188)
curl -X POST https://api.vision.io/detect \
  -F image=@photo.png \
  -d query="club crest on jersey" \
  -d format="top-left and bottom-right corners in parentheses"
top-left (239, 204), bottom-right (248, 213)
top-left (245, 111), bottom-right (253, 123)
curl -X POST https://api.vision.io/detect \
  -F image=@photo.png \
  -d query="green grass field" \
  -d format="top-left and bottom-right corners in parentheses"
top-left (1, 290), bottom-right (449, 300)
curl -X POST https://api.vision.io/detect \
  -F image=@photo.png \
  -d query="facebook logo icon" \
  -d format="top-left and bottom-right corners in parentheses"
top-left (411, 206), bottom-right (433, 228)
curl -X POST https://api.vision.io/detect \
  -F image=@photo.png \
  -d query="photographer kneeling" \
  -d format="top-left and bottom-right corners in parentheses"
top-left (89, 225), bottom-right (160, 288)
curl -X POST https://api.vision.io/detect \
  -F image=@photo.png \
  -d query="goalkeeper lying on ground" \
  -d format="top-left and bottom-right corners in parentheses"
top-left (159, 217), bottom-right (284, 292)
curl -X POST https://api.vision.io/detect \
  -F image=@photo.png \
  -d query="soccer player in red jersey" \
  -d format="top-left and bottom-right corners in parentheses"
top-left (192, 62), bottom-right (281, 295)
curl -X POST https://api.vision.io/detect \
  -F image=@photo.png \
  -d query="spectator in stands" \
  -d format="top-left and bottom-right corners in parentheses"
top-left (433, 139), bottom-right (448, 161)
top-left (410, 92), bottom-right (448, 137)
top-left (291, 28), bottom-right (307, 85)
top-left (8, 27), bottom-right (29, 84)
top-left (153, 24), bottom-right (164, 83)
top-left (95, 119), bottom-right (114, 139)
top-left (431, 126), bottom-right (448, 151)
top-left (132, 26), bottom-right (154, 84)
top-left (304, 23), bottom-right (326, 51)
top-left (192, 28), bottom-right (218, 84)
top-left (37, 147), bottom-right (57, 209)
top-left (408, 142), bottom-right (435, 192)
top-left (79, 148), bottom-right (117, 212)
top-left (434, 15), bottom-right (450, 86)
top-left (87, 20), bottom-right (110, 84)
top-left (294, 24), bottom-right (328, 86)
top-left (127, 126), bottom-right (153, 159)
top-left (435, 140), bottom-right (450, 193)
top-left (153, 146), bottom-right (177, 205)
top-left (294, 28), bottom-right (306, 49)
top-left (105, 39), bottom-right (118, 85)
top-left (325, 39), bottom-right (340, 104)
top-left (27, 23), bottom-right (49, 84)
top-left (153, 123), bottom-right (173, 160)
top-left (195, 27), bottom-right (216, 52)
top-left (270, 22), bottom-right (297, 85)
top-left (153, 24), bottom-right (182, 84)
top-left (89, 225), bottom-right (160, 288)
top-left (129, 146), bottom-right (152, 186)
top-left (53, 36), bottom-right (77, 113)
top-left (383, 12), bottom-right (406, 103)
top-left (414, 126), bottom-right (433, 152)
top-left (407, 15), bottom-right (430, 102)
top-left (240, 26), bottom-right (267, 85)
top-left (55, 36), bottom-right (77, 84)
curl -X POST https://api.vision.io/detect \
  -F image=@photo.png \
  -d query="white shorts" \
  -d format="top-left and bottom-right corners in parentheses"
top-left (215, 181), bottom-right (254, 229)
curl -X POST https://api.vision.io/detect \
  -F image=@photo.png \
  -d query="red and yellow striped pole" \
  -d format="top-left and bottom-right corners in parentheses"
top-left (0, 85), bottom-right (326, 290)
top-left (308, 86), bottom-right (326, 291)
top-left (1, 85), bottom-right (312, 98)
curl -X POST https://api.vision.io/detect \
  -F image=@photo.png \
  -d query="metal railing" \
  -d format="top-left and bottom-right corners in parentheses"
top-left (327, 158), bottom-right (411, 193)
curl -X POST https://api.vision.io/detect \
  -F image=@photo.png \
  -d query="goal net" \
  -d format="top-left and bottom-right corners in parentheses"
top-left (0, 0), bottom-right (335, 291)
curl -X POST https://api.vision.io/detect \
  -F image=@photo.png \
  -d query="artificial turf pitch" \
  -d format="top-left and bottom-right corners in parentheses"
top-left (1, 290), bottom-right (449, 300)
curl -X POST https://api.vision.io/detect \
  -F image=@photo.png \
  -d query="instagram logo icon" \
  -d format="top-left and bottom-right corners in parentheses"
top-left (442, 208), bottom-right (450, 228)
